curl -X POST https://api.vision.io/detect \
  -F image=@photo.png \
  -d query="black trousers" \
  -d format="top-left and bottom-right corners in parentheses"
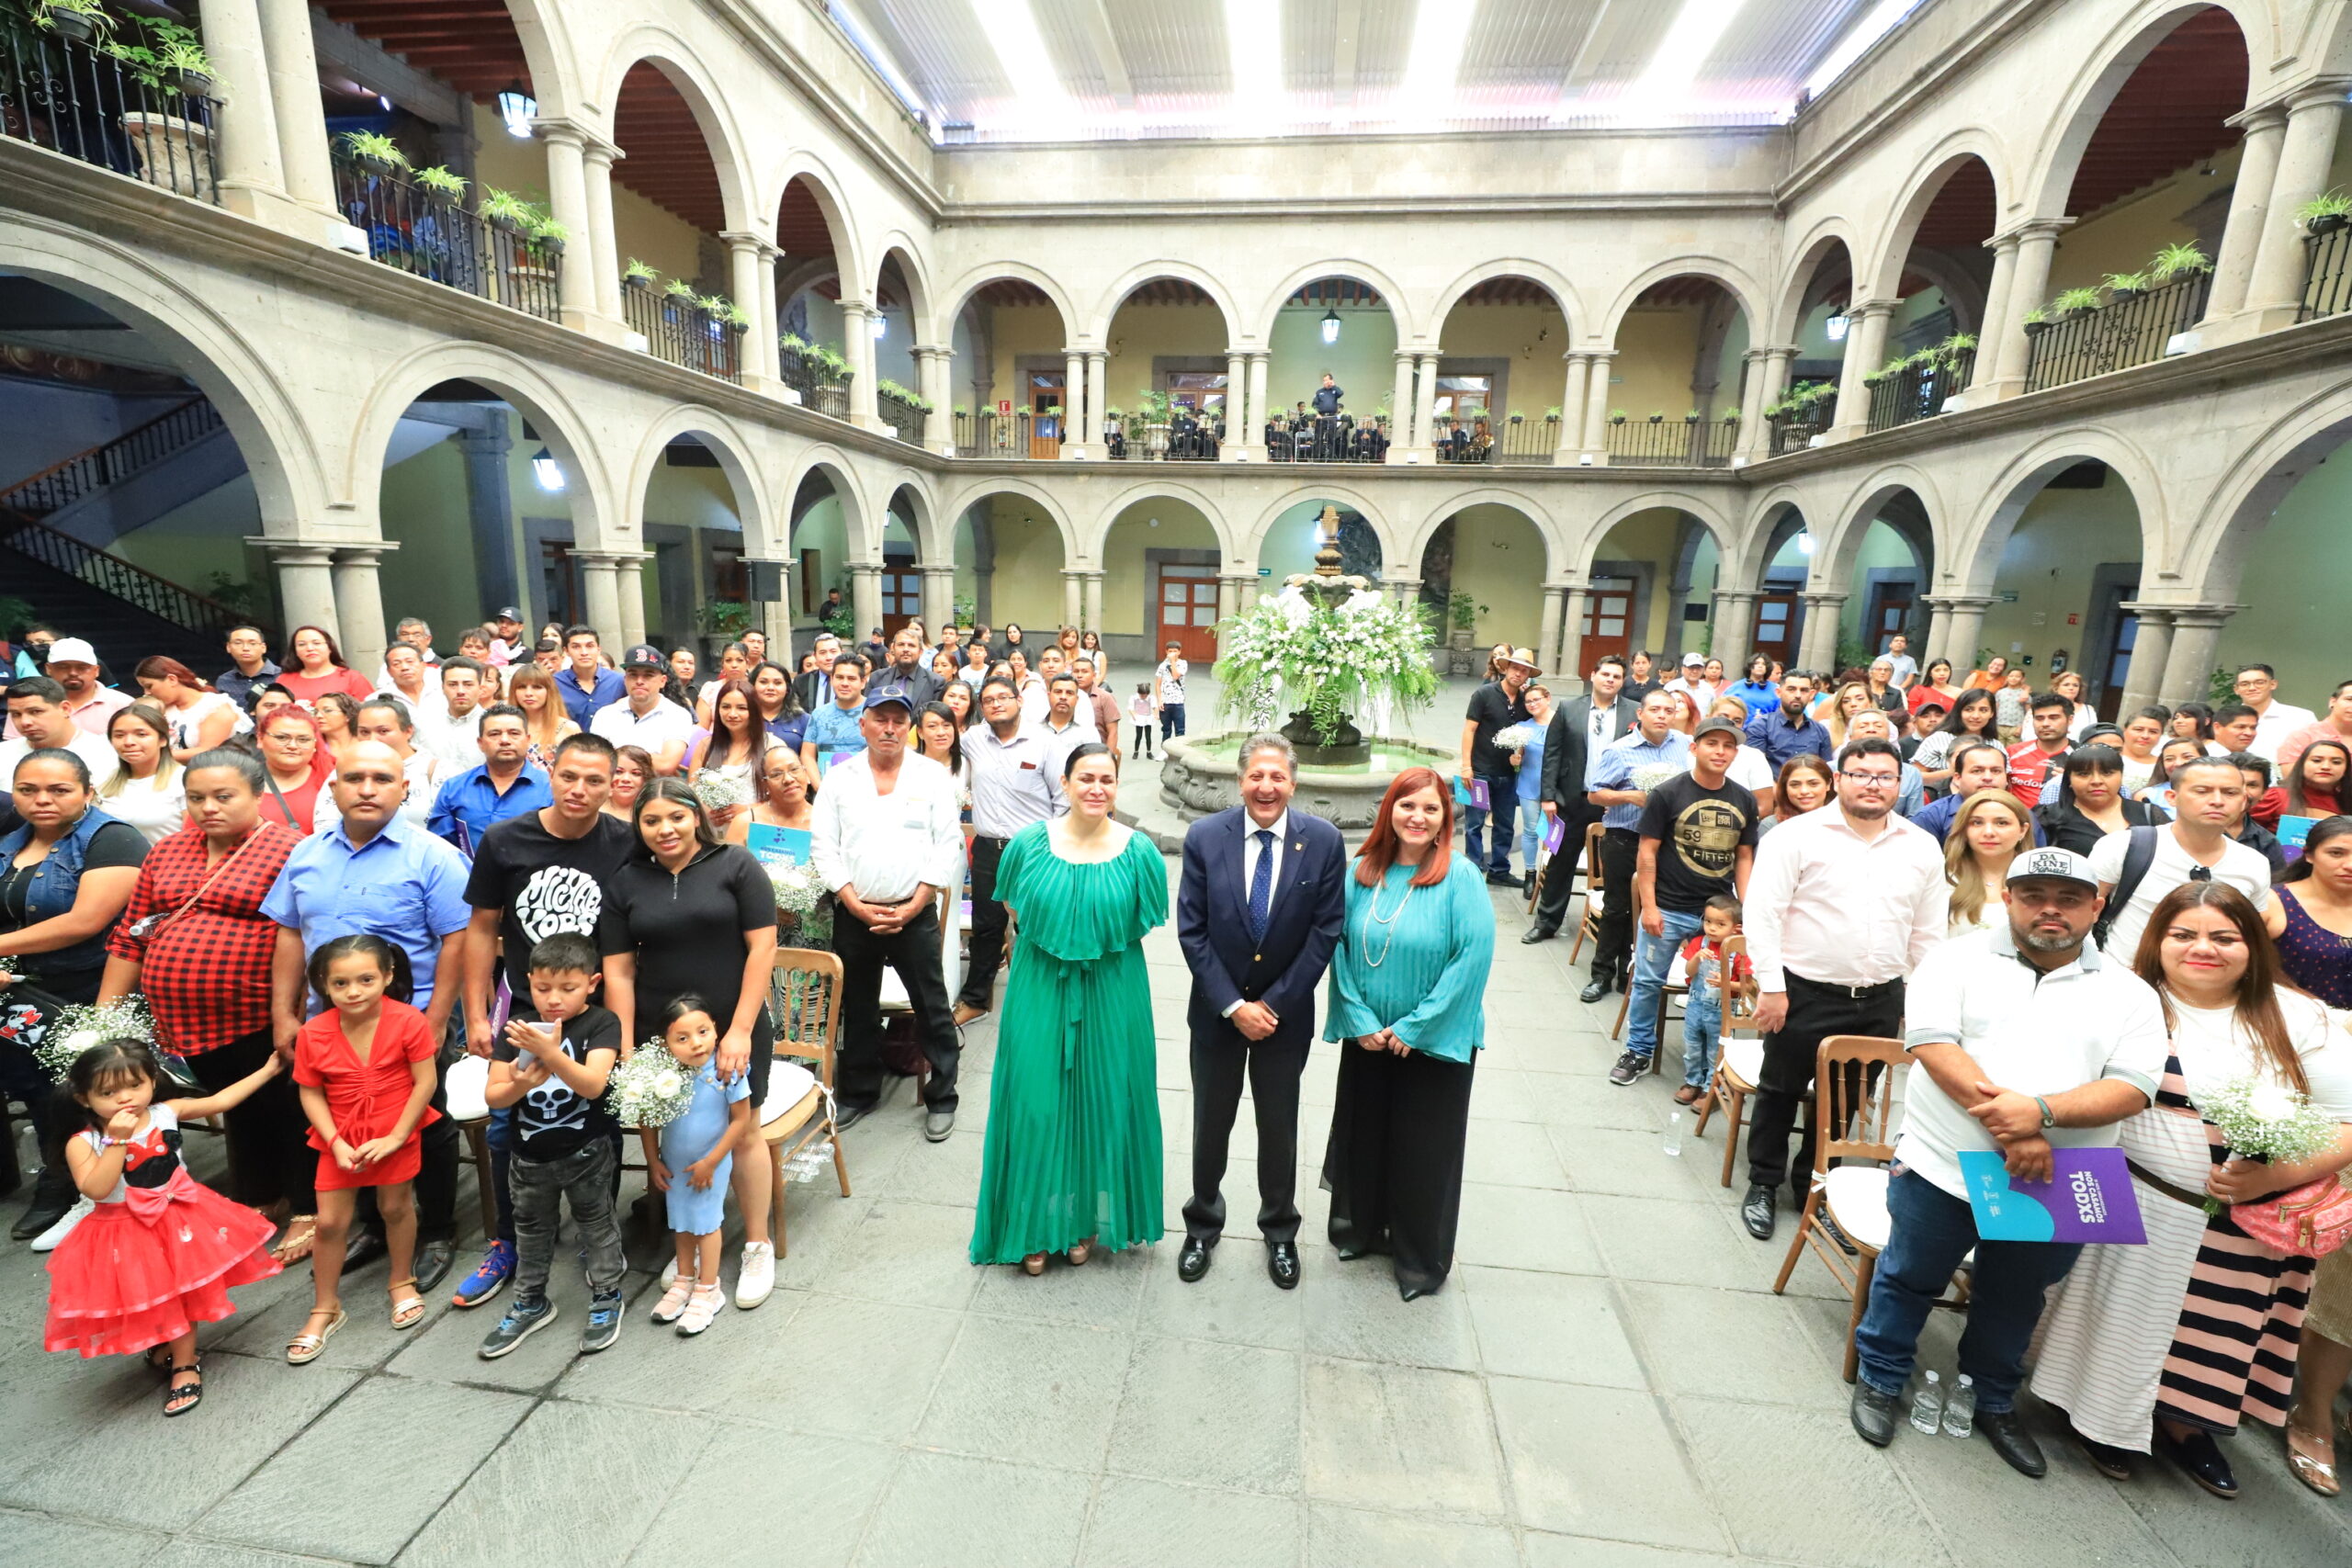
top-left (837, 904), bottom-right (960, 1112)
top-left (1322, 1044), bottom-right (1476, 1293)
top-left (357, 1023), bottom-right (459, 1244)
top-left (1183, 1031), bottom-right (1308, 1245)
top-left (959, 836), bottom-right (1012, 1012)
top-left (1532, 801), bottom-right (1603, 932)
top-left (1592, 827), bottom-right (1641, 981)
top-left (188, 1026), bottom-right (315, 1213)
top-left (1745, 973), bottom-right (1905, 1192)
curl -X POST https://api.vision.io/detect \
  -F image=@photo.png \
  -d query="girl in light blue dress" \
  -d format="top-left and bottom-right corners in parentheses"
top-left (642, 998), bottom-right (749, 1337)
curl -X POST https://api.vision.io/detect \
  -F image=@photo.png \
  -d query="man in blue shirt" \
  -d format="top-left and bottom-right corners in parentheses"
top-left (802, 653), bottom-right (870, 776)
top-left (264, 739), bottom-right (474, 1289)
top-left (1909, 739), bottom-right (2049, 845)
top-left (554, 625), bottom-right (624, 727)
top-left (1746, 670), bottom-right (1832, 770)
top-left (1581, 690), bottom-right (1692, 1003)
top-left (428, 704), bottom-right (551, 853)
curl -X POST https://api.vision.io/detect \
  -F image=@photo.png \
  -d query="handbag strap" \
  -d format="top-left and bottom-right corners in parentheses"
top-left (149, 828), bottom-right (265, 936)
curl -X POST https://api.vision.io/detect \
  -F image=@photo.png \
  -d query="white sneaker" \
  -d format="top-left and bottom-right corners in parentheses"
top-left (30, 1196), bottom-right (93, 1252)
top-left (735, 1241), bottom-right (775, 1308)
top-left (660, 1256), bottom-right (678, 1287)
top-left (676, 1281), bottom-right (726, 1336)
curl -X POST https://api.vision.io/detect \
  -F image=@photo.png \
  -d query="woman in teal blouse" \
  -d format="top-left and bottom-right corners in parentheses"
top-left (1322, 766), bottom-right (1496, 1300)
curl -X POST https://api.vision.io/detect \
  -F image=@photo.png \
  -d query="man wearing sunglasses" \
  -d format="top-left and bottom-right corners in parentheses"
top-left (1737, 737), bottom-right (1948, 1241)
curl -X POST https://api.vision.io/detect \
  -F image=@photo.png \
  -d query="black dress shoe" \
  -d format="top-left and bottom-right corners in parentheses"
top-left (10, 1170), bottom-right (74, 1240)
top-left (1521, 925), bottom-right (1556, 945)
top-left (1850, 1381), bottom-right (1902, 1448)
top-left (341, 1228), bottom-right (388, 1272)
top-left (1266, 1240), bottom-right (1300, 1290)
top-left (1579, 976), bottom-right (1612, 1004)
top-left (1977, 1410), bottom-right (2048, 1479)
top-left (1741, 1183), bottom-right (1777, 1240)
top-left (414, 1238), bottom-right (456, 1292)
top-left (1177, 1235), bottom-right (1213, 1283)
top-left (1397, 1279), bottom-right (1439, 1303)
top-left (2156, 1424), bottom-right (2238, 1498)
top-left (2076, 1433), bottom-right (2135, 1481)
top-left (834, 1102), bottom-right (873, 1131)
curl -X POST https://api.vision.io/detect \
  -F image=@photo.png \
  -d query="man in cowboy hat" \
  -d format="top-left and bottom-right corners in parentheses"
top-left (1459, 645), bottom-right (1540, 887)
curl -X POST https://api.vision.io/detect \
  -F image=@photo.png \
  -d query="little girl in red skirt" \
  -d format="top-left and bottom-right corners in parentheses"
top-left (44, 1038), bottom-right (287, 1415)
top-left (288, 933), bottom-right (440, 1364)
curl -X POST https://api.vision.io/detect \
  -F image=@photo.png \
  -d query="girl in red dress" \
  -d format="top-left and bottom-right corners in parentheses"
top-left (44, 1039), bottom-right (286, 1415)
top-left (288, 934), bottom-right (439, 1363)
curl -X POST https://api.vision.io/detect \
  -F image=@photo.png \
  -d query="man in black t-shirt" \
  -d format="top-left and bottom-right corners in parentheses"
top-left (449, 732), bottom-right (633, 1309)
top-left (1614, 716), bottom-right (1758, 1085)
top-left (1458, 648), bottom-right (1536, 886)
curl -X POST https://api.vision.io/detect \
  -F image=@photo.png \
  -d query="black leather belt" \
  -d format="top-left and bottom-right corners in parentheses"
top-left (1788, 972), bottom-right (1903, 999)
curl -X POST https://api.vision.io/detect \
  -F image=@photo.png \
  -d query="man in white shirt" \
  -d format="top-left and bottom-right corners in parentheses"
top-left (2231, 662), bottom-right (2317, 761)
top-left (1883, 632), bottom-right (1918, 690)
top-left (1739, 736), bottom-right (1948, 1241)
top-left (377, 644), bottom-right (439, 733)
top-left (0, 677), bottom-right (119, 784)
top-left (418, 656), bottom-right (493, 770)
top-left (955, 677), bottom-right (1062, 1028)
top-left (588, 645), bottom-right (694, 775)
top-left (1663, 652), bottom-right (1711, 705)
top-left (1848, 847), bottom-right (2165, 1477)
top-left (1023, 648), bottom-right (1094, 733)
top-left (811, 690), bottom-right (965, 1141)
top-left (2086, 755), bottom-right (2271, 960)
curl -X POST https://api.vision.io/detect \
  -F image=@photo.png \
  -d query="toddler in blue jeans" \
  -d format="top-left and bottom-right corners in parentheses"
top-left (1676, 895), bottom-right (1752, 1100)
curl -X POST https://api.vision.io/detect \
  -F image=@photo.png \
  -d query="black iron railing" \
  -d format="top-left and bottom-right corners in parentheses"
top-left (1769, 413), bottom-right (1826, 456)
top-left (2023, 273), bottom-right (2210, 393)
top-left (1428, 415), bottom-right (1564, 464)
top-left (1265, 415), bottom-right (1388, 463)
top-left (334, 154), bottom-right (562, 322)
top-left (2, 397), bottom-right (222, 517)
top-left (2300, 224), bottom-right (2352, 322)
top-left (1604, 416), bottom-right (1738, 466)
top-left (619, 288), bottom-right (741, 383)
top-left (778, 344), bottom-right (850, 418)
top-left (955, 410), bottom-right (1046, 458)
top-left (1104, 416), bottom-right (1221, 459)
top-left (1865, 348), bottom-right (1974, 433)
top-left (876, 387), bottom-right (927, 444)
top-left (1, 17), bottom-right (220, 203)
top-left (0, 505), bottom-right (256, 639)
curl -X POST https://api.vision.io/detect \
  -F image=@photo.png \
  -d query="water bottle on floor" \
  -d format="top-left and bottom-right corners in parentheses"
top-left (1661, 1108), bottom-right (1684, 1156)
top-left (1910, 1370), bottom-right (1944, 1435)
top-left (1942, 1373), bottom-right (1975, 1438)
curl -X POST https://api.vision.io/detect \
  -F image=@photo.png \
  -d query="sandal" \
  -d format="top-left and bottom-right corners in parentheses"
top-left (2287, 1424), bottom-right (2340, 1498)
top-left (1021, 1252), bottom-right (1046, 1276)
top-left (389, 1276), bottom-right (426, 1331)
top-left (287, 1305), bottom-right (346, 1364)
top-left (163, 1359), bottom-right (203, 1417)
top-left (272, 1214), bottom-right (317, 1264)
top-left (1065, 1236), bottom-right (1096, 1268)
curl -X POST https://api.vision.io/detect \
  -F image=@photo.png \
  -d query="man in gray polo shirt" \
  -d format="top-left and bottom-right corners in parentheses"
top-left (954, 675), bottom-right (1063, 1026)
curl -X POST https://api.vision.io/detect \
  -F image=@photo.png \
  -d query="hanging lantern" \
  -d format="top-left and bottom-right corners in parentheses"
top-left (1320, 308), bottom-right (1341, 344)
top-left (531, 446), bottom-right (564, 491)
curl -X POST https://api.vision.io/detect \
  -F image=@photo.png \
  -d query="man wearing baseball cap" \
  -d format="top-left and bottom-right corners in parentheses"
top-left (587, 644), bottom-right (692, 774)
top-left (8, 637), bottom-right (130, 738)
top-left (1458, 645), bottom-right (1536, 887)
top-left (488, 608), bottom-right (528, 667)
top-left (1847, 844), bottom-right (2166, 1477)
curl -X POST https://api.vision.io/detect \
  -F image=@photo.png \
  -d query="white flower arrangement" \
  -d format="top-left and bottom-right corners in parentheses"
top-left (37, 997), bottom-right (156, 1082)
top-left (691, 772), bottom-right (748, 815)
top-left (768, 859), bottom-right (827, 917)
top-left (2199, 1073), bottom-right (2340, 1213)
top-left (1214, 592), bottom-right (1438, 744)
top-left (605, 1042), bottom-right (697, 1129)
top-left (1491, 722), bottom-right (1542, 752)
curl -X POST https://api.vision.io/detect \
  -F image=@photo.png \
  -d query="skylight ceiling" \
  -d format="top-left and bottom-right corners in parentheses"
top-left (835, 0), bottom-right (1905, 143)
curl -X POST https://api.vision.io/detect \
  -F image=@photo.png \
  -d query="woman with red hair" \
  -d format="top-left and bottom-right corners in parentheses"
top-left (1320, 766), bottom-right (1496, 1301)
top-left (133, 656), bottom-right (246, 759)
top-left (251, 705), bottom-right (334, 837)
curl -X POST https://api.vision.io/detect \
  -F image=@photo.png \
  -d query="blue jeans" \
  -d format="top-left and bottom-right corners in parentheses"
top-left (1625, 908), bottom-right (1705, 1058)
top-left (1516, 794), bottom-right (1545, 872)
top-left (1463, 774), bottom-right (1518, 874)
top-left (1680, 993), bottom-right (1722, 1091)
top-left (1853, 1168), bottom-right (2083, 1413)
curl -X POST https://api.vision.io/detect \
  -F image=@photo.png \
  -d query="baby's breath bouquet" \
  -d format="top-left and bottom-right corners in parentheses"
top-left (692, 771), bottom-right (748, 816)
top-left (769, 859), bottom-right (827, 918)
top-left (37, 996), bottom-right (157, 1082)
top-left (1491, 722), bottom-right (1542, 753)
top-left (605, 1042), bottom-right (697, 1129)
top-left (2198, 1074), bottom-right (2340, 1214)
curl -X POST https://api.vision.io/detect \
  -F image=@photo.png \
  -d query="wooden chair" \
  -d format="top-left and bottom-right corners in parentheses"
top-left (1770, 1034), bottom-right (1919, 1382)
top-left (1690, 936), bottom-right (1766, 1186)
top-left (762, 948), bottom-right (852, 1257)
top-left (1565, 821), bottom-right (1608, 964)
top-left (439, 1055), bottom-right (502, 1240)
top-left (877, 884), bottom-right (959, 1105)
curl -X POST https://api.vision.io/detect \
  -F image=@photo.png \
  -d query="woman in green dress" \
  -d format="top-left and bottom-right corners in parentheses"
top-left (1323, 765), bottom-right (1496, 1300)
top-left (970, 742), bottom-right (1170, 1273)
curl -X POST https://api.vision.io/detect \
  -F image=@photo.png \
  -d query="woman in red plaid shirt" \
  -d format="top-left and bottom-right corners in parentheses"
top-left (98, 748), bottom-right (314, 1260)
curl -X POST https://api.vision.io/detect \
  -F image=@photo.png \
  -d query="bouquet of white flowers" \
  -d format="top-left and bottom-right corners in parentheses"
top-left (769, 860), bottom-right (828, 917)
top-left (605, 1042), bottom-right (698, 1130)
top-left (692, 772), bottom-right (748, 815)
top-left (1491, 722), bottom-right (1542, 752)
top-left (36, 996), bottom-right (158, 1083)
top-left (2198, 1074), bottom-right (2340, 1214)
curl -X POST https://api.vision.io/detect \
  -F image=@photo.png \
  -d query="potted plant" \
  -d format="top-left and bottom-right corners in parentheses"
top-left (1646, 411), bottom-right (1664, 423)
top-left (1544, 405), bottom-right (1561, 423)
top-left (621, 258), bottom-right (657, 291)
top-left (1939, 332), bottom-right (1977, 358)
top-left (107, 19), bottom-right (211, 94)
top-left (2296, 189), bottom-right (2352, 235)
top-left (2102, 270), bottom-right (2149, 301)
top-left (33, 0), bottom-right (111, 46)
top-left (2149, 240), bottom-right (2211, 281)
top-left (341, 130), bottom-right (408, 176)
top-left (480, 186), bottom-right (535, 233)
top-left (527, 216), bottom-right (569, 254)
top-left (1610, 409), bottom-right (1626, 423)
top-left (2021, 305), bottom-right (2052, 336)
top-left (1508, 408), bottom-right (1525, 423)
top-left (718, 301), bottom-right (750, 334)
top-left (1138, 388), bottom-right (1174, 456)
top-left (1683, 408), bottom-right (1701, 423)
top-left (2052, 286), bottom-right (2102, 320)
top-left (413, 164), bottom-right (467, 202)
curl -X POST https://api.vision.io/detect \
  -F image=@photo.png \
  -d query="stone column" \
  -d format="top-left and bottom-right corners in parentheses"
top-left (533, 120), bottom-right (602, 333)
top-left (1412, 353), bottom-right (1440, 456)
top-left (1555, 351), bottom-right (1589, 464)
top-left (329, 545), bottom-right (390, 675)
top-left (2158, 605), bottom-right (2239, 706)
top-left (1939, 595), bottom-right (1996, 674)
top-left (2116, 605), bottom-right (2177, 716)
top-left (847, 561), bottom-right (884, 637)
top-left (1713, 590), bottom-right (1758, 667)
top-left (840, 302), bottom-right (880, 428)
top-left (1081, 570), bottom-right (1105, 632)
top-left (745, 557), bottom-right (792, 654)
top-left (1730, 351), bottom-right (1770, 463)
top-left (920, 565), bottom-right (956, 633)
top-left (2202, 103), bottom-right (2288, 323)
top-left (1215, 575), bottom-right (1238, 625)
top-left (1580, 351), bottom-right (1615, 460)
top-left (1086, 353), bottom-right (1108, 455)
top-left (1223, 351), bottom-right (1250, 459)
top-left (1556, 585), bottom-right (1590, 688)
top-left (582, 141), bottom-right (626, 323)
top-left (1248, 355), bottom-right (1271, 461)
top-left (722, 232), bottom-right (778, 389)
top-left (1536, 584), bottom-right (1566, 681)
top-left (1983, 220), bottom-right (2069, 400)
top-left (1968, 234), bottom-right (2021, 392)
top-left (575, 552), bottom-right (624, 644)
top-left (1062, 569), bottom-right (1084, 628)
top-left (1387, 351), bottom-right (1418, 461)
top-left (1798, 591), bottom-right (1849, 672)
top-left (914, 347), bottom-right (955, 454)
top-left (1063, 351), bottom-right (1088, 457)
top-left (251, 541), bottom-right (336, 640)
top-left (616, 555), bottom-right (649, 649)
top-left (256, 0), bottom-right (333, 217)
top-left (1828, 300), bottom-right (1894, 439)
top-left (1920, 596), bottom-right (1952, 667)
top-left (203, 0), bottom-right (288, 215)
top-left (2240, 82), bottom-right (2351, 330)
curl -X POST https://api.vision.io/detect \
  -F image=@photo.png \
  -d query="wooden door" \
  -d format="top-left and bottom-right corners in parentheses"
top-left (880, 563), bottom-right (922, 638)
top-left (2094, 579), bottom-right (2139, 723)
top-left (1028, 372), bottom-right (1066, 459)
top-left (1751, 590), bottom-right (1799, 667)
top-left (538, 541), bottom-right (579, 626)
top-left (1579, 575), bottom-right (1634, 666)
top-left (1865, 584), bottom-right (1914, 654)
top-left (1157, 563), bottom-right (1222, 664)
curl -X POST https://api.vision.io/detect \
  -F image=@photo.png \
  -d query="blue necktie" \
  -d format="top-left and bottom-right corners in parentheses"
top-left (1248, 829), bottom-right (1274, 942)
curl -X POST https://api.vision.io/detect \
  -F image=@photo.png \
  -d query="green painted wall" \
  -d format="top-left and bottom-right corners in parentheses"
top-left (1974, 475), bottom-right (2141, 672)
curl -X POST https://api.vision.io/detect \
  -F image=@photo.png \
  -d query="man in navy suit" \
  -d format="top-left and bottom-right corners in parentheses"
top-left (1176, 733), bottom-right (1347, 1290)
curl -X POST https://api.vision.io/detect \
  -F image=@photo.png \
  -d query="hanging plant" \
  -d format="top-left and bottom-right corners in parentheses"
top-left (2295, 189), bottom-right (2352, 234)
top-left (479, 186), bottom-right (535, 231)
top-left (1646, 411), bottom-right (1664, 423)
top-left (2052, 286), bottom-right (2102, 318)
top-left (1683, 408), bottom-right (1701, 423)
top-left (32, 0), bottom-right (113, 46)
top-left (341, 130), bottom-right (409, 175)
top-left (1939, 332), bottom-right (1977, 359)
top-left (621, 257), bottom-right (658, 289)
top-left (2149, 241), bottom-right (2211, 280)
top-left (1544, 405), bottom-right (1561, 421)
top-left (1610, 409), bottom-right (1627, 423)
top-left (2102, 270), bottom-right (2149, 300)
top-left (413, 164), bottom-right (468, 200)
top-left (662, 276), bottom-right (698, 299)
top-left (528, 216), bottom-right (570, 252)
top-left (2022, 305), bottom-right (2052, 336)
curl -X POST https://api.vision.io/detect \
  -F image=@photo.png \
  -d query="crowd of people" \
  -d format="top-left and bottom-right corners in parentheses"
top-left (1485, 637), bottom-right (2352, 1494)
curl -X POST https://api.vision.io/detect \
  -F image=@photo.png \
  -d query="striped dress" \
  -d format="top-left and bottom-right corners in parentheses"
top-left (2031, 997), bottom-right (2352, 1450)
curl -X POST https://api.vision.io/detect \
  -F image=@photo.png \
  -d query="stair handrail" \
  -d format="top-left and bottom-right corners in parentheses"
top-left (0, 503), bottom-right (262, 639)
top-left (0, 398), bottom-right (225, 516)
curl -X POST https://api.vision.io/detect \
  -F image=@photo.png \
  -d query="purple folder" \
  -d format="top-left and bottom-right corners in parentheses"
top-left (1957, 1147), bottom-right (2147, 1243)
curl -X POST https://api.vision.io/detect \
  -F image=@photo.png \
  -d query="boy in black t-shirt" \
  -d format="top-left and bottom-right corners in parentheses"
top-left (479, 934), bottom-right (626, 1359)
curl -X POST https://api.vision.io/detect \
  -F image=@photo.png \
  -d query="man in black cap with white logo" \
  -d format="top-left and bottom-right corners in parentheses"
top-left (587, 644), bottom-right (694, 774)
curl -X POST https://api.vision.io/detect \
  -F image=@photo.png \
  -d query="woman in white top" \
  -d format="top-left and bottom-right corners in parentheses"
top-left (1078, 629), bottom-right (1108, 689)
top-left (2117, 706), bottom-right (2169, 798)
top-left (96, 702), bottom-right (187, 844)
top-left (2033, 882), bottom-right (2352, 1495)
top-left (2052, 670), bottom-right (2098, 741)
top-left (134, 656), bottom-right (245, 760)
top-left (1939, 790), bottom-right (2030, 938)
top-left (686, 679), bottom-right (771, 832)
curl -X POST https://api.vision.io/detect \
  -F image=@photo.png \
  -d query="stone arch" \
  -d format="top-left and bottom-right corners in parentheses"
top-left (1816, 468), bottom-right (1947, 591)
top-left (1742, 494), bottom-right (1815, 589)
top-left (1428, 259), bottom-right (1584, 343)
top-left (1252, 260), bottom-right (1418, 345)
top-left (1089, 263), bottom-right (1242, 347)
top-left (1243, 486), bottom-right (1402, 567)
top-left (937, 477), bottom-right (1082, 564)
top-left (937, 264), bottom-right (1080, 342)
top-left (1087, 481), bottom-right (1238, 561)
top-left (1771, 223), bottom-right (1861, 344)
top-left (349, 343), bottom-right (611, 546)
top-left (2175, 374), bottom-right (2352, 594)
top-left (876, 235), bottom-right (936, 341)
top-left (1861, 140), bottom-right (2011, 303)
top-left (1575, 491), bottom-right (1744, 584)
top-left (1951, 430), bottom-right (2167, 588)
top-left (1400, 488), bottom-right (1562, 581)
top-left (1598, 258), bottom-right (1766, 347)
top-left (881, 479), bottom-right (940, 562)
top-left (2312, 0), bottom-right (2352, 73)
top-left (622, 406), bottom-right (774, 558)
top-left (768, 152), bottom-right (866, 303)
top-left (777, 448), bottom-right (875, 558)
top-left (0, 216), bottom-right (323, 537)
top-left (593, 32), bottom-right (757, 232)
top-left (484, 0), bottom-right (585, 119)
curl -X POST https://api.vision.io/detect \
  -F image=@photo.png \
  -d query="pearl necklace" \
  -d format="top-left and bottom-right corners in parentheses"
top-left (1361, 872), bottom-right (1418, 968)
